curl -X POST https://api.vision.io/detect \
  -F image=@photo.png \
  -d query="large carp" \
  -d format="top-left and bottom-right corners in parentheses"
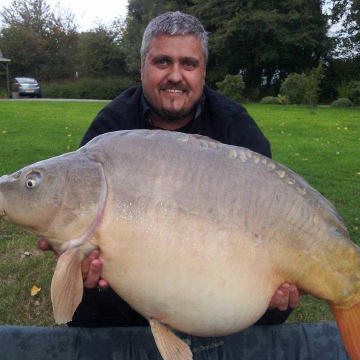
top-left (0, 130), bottom-right (359, 360)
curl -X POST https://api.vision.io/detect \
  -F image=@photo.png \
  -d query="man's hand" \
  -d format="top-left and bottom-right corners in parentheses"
top-left (38, 237), bottom-right (58, 255)
top-left (37, 238), bottom-right (109, 291)
top-left (268, 283), bottom-right (300, 311)
top-left (81, 250), bottom-right (109, 290)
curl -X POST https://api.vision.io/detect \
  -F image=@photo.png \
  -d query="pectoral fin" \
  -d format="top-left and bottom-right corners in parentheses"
top-left (51, 247), bottom-right (83, 324)
top-left (149, 319), bottom-right (193, 360)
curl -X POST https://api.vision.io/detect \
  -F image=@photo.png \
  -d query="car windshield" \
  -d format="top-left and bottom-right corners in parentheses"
top-left (17, 78), bottom-right (37, 84)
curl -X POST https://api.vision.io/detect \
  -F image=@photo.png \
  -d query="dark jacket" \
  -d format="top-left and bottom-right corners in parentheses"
top-left (80, 85), bottom-right (271, 158)
top-left (69, 85), bottom-right (292, 328)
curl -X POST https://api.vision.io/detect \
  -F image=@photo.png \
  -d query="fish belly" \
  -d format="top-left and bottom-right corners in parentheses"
top-left (98, 208), bottom-right (280, 337)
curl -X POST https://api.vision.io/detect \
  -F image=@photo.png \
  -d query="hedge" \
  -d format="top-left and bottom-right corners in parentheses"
top-left (41, 77), bottom-right (136, 100)
top-left (330, 98), bottom-right (353, 108)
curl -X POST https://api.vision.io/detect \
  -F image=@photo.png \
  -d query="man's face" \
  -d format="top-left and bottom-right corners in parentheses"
top-left (141, 34), bottom-right (206, 123)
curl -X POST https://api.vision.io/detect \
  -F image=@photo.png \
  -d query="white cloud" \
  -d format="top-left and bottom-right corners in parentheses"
top-left (0, 0), bottom-right (128, 31)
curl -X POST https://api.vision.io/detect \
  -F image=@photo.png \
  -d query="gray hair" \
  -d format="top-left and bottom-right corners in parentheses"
top-left (141, 11), bottom-right (208, 66)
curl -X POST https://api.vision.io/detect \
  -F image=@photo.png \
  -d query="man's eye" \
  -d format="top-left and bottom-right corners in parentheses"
top-left (184, 61), bottom-right (196, 68)
top-left (156, 59), bottom-right (168, 66)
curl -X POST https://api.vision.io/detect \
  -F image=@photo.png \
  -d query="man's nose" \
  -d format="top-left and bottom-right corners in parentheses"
top-left (167, 65), bottom-right (183, 83)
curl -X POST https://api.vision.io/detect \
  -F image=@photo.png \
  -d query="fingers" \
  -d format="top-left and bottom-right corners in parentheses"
top-left (82, 250), bottom-right (110, 290)
top-left (37, 238), bottom-right (59, 259)
top-left (40, 242), bottom-right (110, 291)
top-left (98, 279), bottom-right (110, 291)
top-left (37, 238), bottom-right (53, 251)
top-left (288, 285), bottom-right (300, 308)
top-left (277, 283), bottom-right (291, 311)
top-left (81, 250), bottom-right (100, 280)
top-left (83, 258), bottom-right (102, 289)
top-left (268, 289), bottom-right (285, 310)
top-left (268, 283), bottom-right (300, 311)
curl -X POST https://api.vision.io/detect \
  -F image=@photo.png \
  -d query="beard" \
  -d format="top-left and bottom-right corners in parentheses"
top-left (144, 82), bottom-right (201, 123)
top-left (151, 103), bottom-right (197, 123)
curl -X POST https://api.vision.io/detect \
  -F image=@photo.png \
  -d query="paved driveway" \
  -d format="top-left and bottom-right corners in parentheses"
top-left (0, 98), bottom-right (110, 102)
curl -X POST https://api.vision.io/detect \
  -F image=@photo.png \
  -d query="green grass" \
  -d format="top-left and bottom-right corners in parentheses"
top-left (0, 101), bottom-right (107, 325)
top-left (246, 105), bottom-right (360, 324)
top-left (0, 101), bottom-right (108, 174)
top-left (0, 101), bottom-right (359, 326)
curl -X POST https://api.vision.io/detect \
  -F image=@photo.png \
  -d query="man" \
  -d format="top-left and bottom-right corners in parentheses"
top-left (39, 11), bottom-right (299, 327)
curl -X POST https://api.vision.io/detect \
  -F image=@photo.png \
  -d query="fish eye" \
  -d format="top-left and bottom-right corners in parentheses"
top-left (25, 172), bottom-right (41, 189)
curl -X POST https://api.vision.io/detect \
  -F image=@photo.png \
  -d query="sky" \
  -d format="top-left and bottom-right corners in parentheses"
top-left (0, 0), bottom-right (129, 31)
top-left (0, 0), bottom-right (342, 34)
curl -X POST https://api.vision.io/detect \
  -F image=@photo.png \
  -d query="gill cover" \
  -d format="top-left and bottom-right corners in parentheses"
top-left (0, 151), bottom-right (107, 245)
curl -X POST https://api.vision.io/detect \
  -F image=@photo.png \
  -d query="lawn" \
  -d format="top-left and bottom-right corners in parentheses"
top-left (0, 101), bottom-right (359, 326)
top-left (0, 101), bottom-right (107, 325)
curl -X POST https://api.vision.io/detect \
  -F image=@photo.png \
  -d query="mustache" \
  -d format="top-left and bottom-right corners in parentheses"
top-left (159, 83), bottom-right (189, 92)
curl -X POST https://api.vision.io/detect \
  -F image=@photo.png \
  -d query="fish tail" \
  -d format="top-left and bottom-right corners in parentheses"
top-left (332, 302), bottom-right (360, 359)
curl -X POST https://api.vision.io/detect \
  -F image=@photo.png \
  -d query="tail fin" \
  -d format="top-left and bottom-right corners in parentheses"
top-left (332, 302), bottom-right (360, 360)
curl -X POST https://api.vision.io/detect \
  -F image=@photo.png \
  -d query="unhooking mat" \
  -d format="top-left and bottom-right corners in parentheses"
top-left (0, 322), bottom-right (350, 359)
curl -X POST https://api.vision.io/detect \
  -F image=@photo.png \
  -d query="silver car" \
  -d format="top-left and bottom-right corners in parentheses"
top-left (11, 77), bottom-right (42, 98)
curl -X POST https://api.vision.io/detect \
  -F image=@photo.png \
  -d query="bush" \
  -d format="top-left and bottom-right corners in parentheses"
top-left (280, 73), bottom-right (305, 105)
top-left (216, 74), bottom-right (245, 103)
top-left (303, 63), bottom-right (323, 108)
top-left (348, 81), bottom-right (360, 106)
top-left (41, 77), bottom-right (136, 100)
top-left (277, 94), bottom-right (288, 105)
top-left (0, 87), bottom-right (7, 98)
top-left (260, 96), bottom-right (280, 104)
top-left (330, 98), bottom-right (353, 108)
top-left (337, 82), bottom-right (350, 99)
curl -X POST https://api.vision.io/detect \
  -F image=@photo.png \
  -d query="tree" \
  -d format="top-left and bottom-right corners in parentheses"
top-left (303, 61), bottom-right (323, 108)
top-left (343, 0), bottom-right (360, 53)
top-left (280, 73), bottom-right (306, 105)
top-left (216, 74), bottom-right (245, 103)
top-left (78, 21), bottom-right (127, 78)
top-left (123, 0), bottom-right (333, 99)
top-left (0, 0), bottom-right (79, 81)
top-left (325, 0), bottom-right (360, 55)
top-left (189, 0), bottom-right (332, 99)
